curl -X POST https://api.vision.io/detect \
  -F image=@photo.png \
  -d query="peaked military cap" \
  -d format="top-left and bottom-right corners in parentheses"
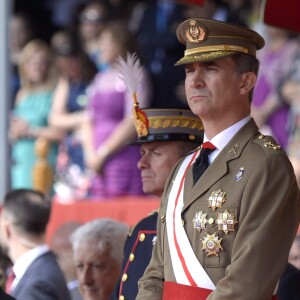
top-left (130, 108), bottom-right (203, 145)
top-left (175, 18), bottom-right (265, 65)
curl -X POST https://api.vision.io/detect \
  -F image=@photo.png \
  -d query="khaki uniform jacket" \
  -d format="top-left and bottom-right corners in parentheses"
top-left (136, 119), bottom-right (300, 300)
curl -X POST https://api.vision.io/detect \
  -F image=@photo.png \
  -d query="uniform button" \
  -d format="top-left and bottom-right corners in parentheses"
top-left (139, 233), bottom-right (146, 242)
top-left (122, 273), bottom-right (128, 282)
top-left (129, 253), bottom-right (135, 262)
top-left (181, 219), bottom-right (185, 225)
top-left (119, 296), bottom-right (125, 300)
top-left (208, 218), bottom-right (214, 225)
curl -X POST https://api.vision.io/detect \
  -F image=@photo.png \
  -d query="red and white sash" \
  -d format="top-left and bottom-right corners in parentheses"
top-left (166, 151), bottom-right (215, 290)
top-left (165, 151), bottom-right (278, 299)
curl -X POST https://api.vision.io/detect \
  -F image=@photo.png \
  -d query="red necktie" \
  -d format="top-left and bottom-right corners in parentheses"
top-left (192, 142), bottom-right (216, 184)
top-left (5, 268), bottom-right (15, 294)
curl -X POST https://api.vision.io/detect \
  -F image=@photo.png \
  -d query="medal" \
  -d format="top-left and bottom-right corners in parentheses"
top-left (235, 167), bottom-right (244, 181)
top-left (217, 210), bottom-right (238, 234)
top-left (208, 189), bottom-right (226, 211)
top-left (192, 211), bottom-right (208, 231)
top-left (202, 233), bottom-right (223, 256)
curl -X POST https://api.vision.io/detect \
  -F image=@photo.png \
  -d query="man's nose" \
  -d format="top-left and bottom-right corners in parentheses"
top-left (137, 155), bottom-right (149, 170)
top-left (190, 69), bottom-right (205, 88)
top-left (81, 266), bottom-right (94, 285)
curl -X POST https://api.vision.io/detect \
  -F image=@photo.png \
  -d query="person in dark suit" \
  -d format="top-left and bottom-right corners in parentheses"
top-left (0, 189), bottom-right (71, 300)
top-left (111, 108), bottom-right (204, 300)
top-left (136, 18), bottom-right (300, 300)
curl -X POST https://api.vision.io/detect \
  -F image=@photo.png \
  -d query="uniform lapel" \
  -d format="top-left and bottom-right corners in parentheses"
top-left (182, 119), bottom-right (259, 212)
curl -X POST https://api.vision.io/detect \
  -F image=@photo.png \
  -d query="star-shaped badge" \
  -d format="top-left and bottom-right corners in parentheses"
top-left (201, 233), bottom-right (223, 256)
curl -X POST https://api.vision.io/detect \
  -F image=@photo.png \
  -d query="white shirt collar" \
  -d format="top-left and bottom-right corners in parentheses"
top-left (13, 244), bottom-right (49, 285)
top-left (204, 116), bottom-right (251, 163)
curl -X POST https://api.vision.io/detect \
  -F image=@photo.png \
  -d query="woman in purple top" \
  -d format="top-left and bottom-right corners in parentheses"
top-left (252, 25), bottom-right (299, 148)
top-left (82, 20), bottom-right (151, 199)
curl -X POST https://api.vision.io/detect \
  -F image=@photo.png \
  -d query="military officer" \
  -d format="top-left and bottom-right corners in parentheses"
top-left (111, 107), bottom-right (203, 300)
top-left (136, 18), bottom-right (300, 300)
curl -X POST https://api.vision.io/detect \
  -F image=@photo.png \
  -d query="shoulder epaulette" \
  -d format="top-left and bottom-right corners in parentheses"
top-left (254, 133), bottom-right (282, 151)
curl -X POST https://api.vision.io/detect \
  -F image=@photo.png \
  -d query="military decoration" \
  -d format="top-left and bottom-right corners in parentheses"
top-left (217, 210), bottom-right (238, 234)
top-left (208, 189), bottom-right (226, 211)
top-left (263, 141), bottom-right (281, 150)
top-left (201, 233), bottom-right (223, 256)
top-left (192, 211), bottom-right (208, 231)
top-left (186, 20), bottom-right (207, 44)
top-left (235, 167), bottom-right (245, 181)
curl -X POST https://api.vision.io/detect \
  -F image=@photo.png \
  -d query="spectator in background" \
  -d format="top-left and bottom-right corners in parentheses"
top-left (51, 222), bottom-right (82, 300)
top-left (70, 218), bottom-right (128, 300)
top-left (9, 39), bottom-right (63, 190)
top-left (251, 25), bottom-right (299, 149)
top-left (279, 39), bottom-right (300, 185)
top-left (135, 0), bottom-right (189, 108)
top-left (81, 20), bottom-right (151, 199)
top-left (77, 1), bottom-right (111, 70)
top-left (0, 189), bottom-right (71, 300)
top-left (49, 37), bottom-right (97, 200)
top-left (111, 107), bottom-right (204, 300)
top-left (9, 13), bottom-right (35, 106)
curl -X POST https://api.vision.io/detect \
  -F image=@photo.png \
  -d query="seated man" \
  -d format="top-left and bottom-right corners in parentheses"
top-left (70, 218), bottom-right (128, 300)
top-left (111, 107), bottom-right (203, 300)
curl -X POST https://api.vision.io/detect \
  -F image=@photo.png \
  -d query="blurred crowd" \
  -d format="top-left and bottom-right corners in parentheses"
top-left (8, 0), bottom-right (300, 200)
top-left (1, 0), bottom-right (300, 300)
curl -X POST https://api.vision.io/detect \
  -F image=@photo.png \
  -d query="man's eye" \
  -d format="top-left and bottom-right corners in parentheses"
top-left (185, 68), bottom-right (193, 74)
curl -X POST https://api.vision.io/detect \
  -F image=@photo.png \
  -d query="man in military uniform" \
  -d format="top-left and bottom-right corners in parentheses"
top-left (136, 18), bottom-right (300, 300)
top-left (111, 108), bottom-right (203, 300)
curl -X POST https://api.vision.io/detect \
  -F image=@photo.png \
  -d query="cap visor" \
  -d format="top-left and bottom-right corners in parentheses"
top-left (174, 50), bottom-right (237, 66)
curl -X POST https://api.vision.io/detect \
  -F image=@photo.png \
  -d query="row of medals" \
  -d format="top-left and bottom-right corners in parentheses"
top-left (193, 189), bottom-right (238, 257)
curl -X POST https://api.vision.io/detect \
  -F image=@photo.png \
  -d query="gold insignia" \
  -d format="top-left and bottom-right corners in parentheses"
top-left (186, 20), bottom-right (206, 44)
top-left (217, 210), bottom-right (238, 234)
top-left (235, 167), bottom-right (244, 181)
top-left (229, 147), bottom-right (237, 155)
top-left (208, 189), bottom-right (226, 211)
top-left (202, 233), bottom-right (223, 256)
top-left (133, 108), bottom-right (149, 137)
top-left (263, 141), bottom-right (281, 150)
top-left (192, 211), bottom-right (208, 231)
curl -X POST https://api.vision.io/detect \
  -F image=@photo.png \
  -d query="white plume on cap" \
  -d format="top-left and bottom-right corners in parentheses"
top-left (116, 52), bottom-right (144, 108)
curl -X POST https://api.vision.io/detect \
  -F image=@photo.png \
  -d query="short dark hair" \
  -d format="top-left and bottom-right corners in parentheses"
top-left (3, 189), bottom-right (51, 235)
top-left (231, 53), bottom-right (260, 101)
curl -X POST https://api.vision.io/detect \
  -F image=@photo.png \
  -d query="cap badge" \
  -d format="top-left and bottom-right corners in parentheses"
top-left (217, 210), bottom-right (238, 234)
top-left (235, 167), bottom-right (244, 181)
top-left (202, 233), bottom-right (223, 256)
top-left (193, 211), bottom-right (208, 231)
top-left (186, 20), bottom-right (206, 44)
top-left (208, 189), bottom-right (226, 211)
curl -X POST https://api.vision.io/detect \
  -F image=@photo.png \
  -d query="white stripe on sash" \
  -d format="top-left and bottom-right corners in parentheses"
top-left (166, 152), bottom-right (215, 290)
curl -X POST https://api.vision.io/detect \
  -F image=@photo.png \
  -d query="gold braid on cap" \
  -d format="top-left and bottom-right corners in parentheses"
top-left (116, 52), bottom-right (149, 137)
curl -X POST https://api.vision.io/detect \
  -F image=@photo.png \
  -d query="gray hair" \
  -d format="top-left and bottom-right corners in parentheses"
top-left (70, 218), bottom-right (128, 264)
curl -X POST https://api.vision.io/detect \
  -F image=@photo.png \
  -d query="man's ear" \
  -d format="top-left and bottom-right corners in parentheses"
top-left (239, 72), bottom-right (256, 95)
top-left (1, 217), bottom-right (12, 241)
